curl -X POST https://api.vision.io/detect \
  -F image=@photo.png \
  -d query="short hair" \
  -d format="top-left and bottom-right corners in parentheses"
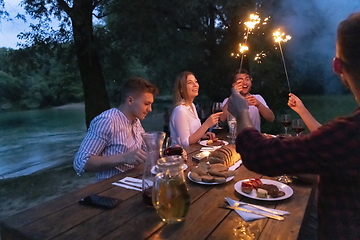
top-left (173, 71), bottom-right (195, 105)
top-left (233, 69), bottom-right (251, 82)
top-left (120, 77), bottom-right (158, 103)
top-left (337, 12), bottom-right (360, 75)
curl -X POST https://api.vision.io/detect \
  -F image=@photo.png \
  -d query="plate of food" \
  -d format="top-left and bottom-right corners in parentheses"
top-left (199, 139), bottom-right (228, 147)
top-left (151, 164), bottom-right (188, 175)
top-left (234, 178), bottom-right (293, 201)
top-left (188, 162), bottom-right (235, 185)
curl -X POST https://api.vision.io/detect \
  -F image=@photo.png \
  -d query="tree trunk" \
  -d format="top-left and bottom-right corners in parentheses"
top-left (71, 0), bottom-right (110, 128)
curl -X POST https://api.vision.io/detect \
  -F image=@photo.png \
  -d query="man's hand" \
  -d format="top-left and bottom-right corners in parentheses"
top-left (123, 149), bottom-right (147, 166)
top-left (246, 95), bottom-right (259, 107)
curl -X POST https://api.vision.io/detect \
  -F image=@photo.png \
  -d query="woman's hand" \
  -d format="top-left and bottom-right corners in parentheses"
top-left (204, 112), bottom-right (222, 128)
top-left (202, 132), bottom-right (216, 140)
top-left (288, 93), bottom-right (305, 114)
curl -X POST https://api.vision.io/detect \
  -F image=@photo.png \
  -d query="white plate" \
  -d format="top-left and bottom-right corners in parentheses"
top-left (188, 171), bottom-right (234, 185)
top-left (199, 140), bottom-right (229, 147)
top-left (151, 164), bottom-right (188, 175)
top-left (234, 179), bottom-right (294, 201)
top-left (187, 159), bottom-right (241, 185)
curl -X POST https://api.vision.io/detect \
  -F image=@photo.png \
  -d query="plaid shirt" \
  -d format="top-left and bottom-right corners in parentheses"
top-left (237, 108), bottom-right (360, 240)
top-left (74, 108), bottom-right (145, 181)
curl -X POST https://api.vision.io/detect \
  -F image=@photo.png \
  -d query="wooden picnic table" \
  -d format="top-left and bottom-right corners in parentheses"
top-left (0, 133), bottom-right (315, 240)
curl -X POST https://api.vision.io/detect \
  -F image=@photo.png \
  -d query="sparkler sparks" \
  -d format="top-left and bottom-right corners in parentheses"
top-left (254, 51), bottom-right (266, 64)
top-left (273, 29), bottom-right (292, 92)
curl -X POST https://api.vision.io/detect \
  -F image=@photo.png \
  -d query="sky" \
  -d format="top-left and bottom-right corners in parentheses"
top-left (0, 0), bottom-right (60, 49)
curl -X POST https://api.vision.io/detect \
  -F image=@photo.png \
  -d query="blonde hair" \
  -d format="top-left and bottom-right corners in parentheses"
top-left (173, 71), bottom-right (195, 106)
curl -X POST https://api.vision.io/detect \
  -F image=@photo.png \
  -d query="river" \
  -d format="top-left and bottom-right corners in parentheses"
top-left (0, 102), bottom-right (170, 179)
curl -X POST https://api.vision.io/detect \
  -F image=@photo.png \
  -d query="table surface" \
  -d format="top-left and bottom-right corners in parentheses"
top-left (0, 136), bottom-right (314, 240)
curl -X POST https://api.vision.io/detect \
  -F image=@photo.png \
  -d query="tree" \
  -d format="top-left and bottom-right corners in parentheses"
top-left (21, 0), bottom-right (110, 127)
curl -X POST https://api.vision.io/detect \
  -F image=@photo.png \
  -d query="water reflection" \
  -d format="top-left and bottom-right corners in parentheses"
top-left (0, 104), bottom-right (87, 178)
top-left (0, 102), bottom-right (172, 178)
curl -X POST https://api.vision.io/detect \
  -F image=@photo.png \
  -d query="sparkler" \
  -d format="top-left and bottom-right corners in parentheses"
top-left (254, 51), bottom-right (266, 64)
top-left (239, 13), bottom-right (261, 70)
top-left (273, 29), bottom-right (292, 93)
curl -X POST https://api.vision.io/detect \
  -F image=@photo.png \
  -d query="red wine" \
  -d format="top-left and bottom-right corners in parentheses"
top-left (213, 109), bottom-right (222, 114)
top-left (292, 127), bottom-right (305, 134)
top-left (143, 187), bottom-right (153, 207)
top-left (164, 146), bottom-right (183, 156)
top-left (281, 121), bottom-right (291, 128)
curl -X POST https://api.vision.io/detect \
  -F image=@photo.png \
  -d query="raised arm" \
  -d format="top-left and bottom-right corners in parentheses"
top-left (288, 93), bottom-right (321, 132)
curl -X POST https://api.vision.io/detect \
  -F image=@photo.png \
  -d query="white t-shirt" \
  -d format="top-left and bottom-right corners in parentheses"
top-left (222, 94), bottom-right (269, 132)
top-left (170, 103), bottom-right (201, 147)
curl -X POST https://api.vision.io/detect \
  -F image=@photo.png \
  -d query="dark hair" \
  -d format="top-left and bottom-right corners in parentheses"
top-left (120, 77), bottom-right (158, 103)
top-left (173, 71), bottom-right (195, 106)
top-left (232, 69), bottom-right (251, 82)
top-left (337, 12), bottom-right (360, 75)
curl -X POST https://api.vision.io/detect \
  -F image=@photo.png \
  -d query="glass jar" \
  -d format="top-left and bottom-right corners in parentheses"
top-left (152, 155), bottom-right (191, 223)
top-left (141, 131), bottom-right (166, 207)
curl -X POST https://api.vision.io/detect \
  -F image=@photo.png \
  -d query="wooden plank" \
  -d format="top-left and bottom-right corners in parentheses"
top-left (258, 179), bottom-right (314, 240)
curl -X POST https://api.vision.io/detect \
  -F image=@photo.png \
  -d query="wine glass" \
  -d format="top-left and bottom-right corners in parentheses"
top-left (227, 113), bottom-right (237, 144)
top-left (212, 102), bottom-right (222, 129)
top-left (292, 119), bottom-right (305, 136)
top-left (275, 133), bottom-right (292, 184)
top-left (280, 114), bottom-right (292, 134)
top-left (163, 137), bottom-right (187, 161)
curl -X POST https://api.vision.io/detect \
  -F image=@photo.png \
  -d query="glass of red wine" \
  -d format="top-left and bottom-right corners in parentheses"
top-left (212, 102), bottom-right (222, 130)
top-left (292, 119), bottom-right (305, 136)
top-left (280, 114), bottom-right (292, 135)
top-left (163, 137), bottom-right (184, 157)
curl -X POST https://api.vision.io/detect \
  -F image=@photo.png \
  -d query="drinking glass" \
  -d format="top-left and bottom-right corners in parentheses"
top-left (275, 133), bottom-right (292, 184)
top-left (212, 102), bottom-right (222, 129)
top-left (280, 114), bottom-right (292, 134)
top-left (292, 119), bottom-right (305, 136)
top-left (163, 137), bottom-right (187, 161)
top-left (227, 113), bottom-right (237, 144)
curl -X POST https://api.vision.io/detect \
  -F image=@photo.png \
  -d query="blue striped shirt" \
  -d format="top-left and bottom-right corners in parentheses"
top-left (74, 108), bottom-right (145, 180)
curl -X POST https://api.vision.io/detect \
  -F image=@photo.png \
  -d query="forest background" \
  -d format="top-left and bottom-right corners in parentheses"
top-left (0, 0), bottom-right (355, 132)
top-left (0, 0), bottom-right (359, 221)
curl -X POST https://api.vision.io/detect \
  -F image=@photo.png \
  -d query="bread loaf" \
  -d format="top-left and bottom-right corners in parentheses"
top-left (208, 144), bottom-right (240, 167)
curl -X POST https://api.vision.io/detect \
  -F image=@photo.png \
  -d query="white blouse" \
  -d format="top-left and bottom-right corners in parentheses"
top-left (169, 103), bottom-right (201, 147)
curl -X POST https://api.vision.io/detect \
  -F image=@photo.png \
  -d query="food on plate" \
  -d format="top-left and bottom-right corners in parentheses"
top-left (214, 177), bottom-right (227, 183)
top-left (208, 163), bottom-right (228, 172)
top-left (201, 175), bottom-right (215, 183)
top-left (256, 188), bottom-right (268, 198)
top-left (258, 184), bottom-right (285, 198)
top-left (189, 172), bottom-right (202, 182)
top-left (241, 178), bottom-right (286, 198)
top-left (189, 162), bottom-right (236, 183)
top-left (198, 162), bottom-right (210, 172)
top-left (208, 145), bottom-right (241, 167)
top-left (207, 138), bottom-right (225, 146)
top-left (190, 166), bottom-right (207, 176)
top-left (241, 181), bottom-right (253, 194)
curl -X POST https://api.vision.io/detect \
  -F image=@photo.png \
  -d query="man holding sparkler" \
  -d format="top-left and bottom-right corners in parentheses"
top-left (220, 69), bottom-right (274, 131)
top-left (228, 12), bottom-right (360, 239)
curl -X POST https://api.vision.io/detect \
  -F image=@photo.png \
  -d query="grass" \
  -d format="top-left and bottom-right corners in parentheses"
top-left (0, 94), bottom-right (357, 220)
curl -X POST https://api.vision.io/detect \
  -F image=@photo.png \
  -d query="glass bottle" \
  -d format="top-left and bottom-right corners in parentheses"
top-left (141, 131), bottom-right (166, 207)
top-left (152, 155), bottom-right (191, 223)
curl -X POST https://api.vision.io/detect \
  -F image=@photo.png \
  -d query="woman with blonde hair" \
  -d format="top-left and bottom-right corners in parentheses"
top-left (169, 71), bottom-right (222, 147)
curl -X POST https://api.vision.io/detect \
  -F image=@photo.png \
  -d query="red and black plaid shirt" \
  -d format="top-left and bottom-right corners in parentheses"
top-left (237, 108), bottom-right (360, 240)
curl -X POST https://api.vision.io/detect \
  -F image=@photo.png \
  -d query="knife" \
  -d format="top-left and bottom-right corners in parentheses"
top-left (219, 205), bottom-right (284, 221)
top-left (224, 197), bottom-right (285, 216)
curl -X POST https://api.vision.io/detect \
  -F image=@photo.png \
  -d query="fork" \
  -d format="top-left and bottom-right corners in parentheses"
top-left (225, 197), bottom-right (285, 216)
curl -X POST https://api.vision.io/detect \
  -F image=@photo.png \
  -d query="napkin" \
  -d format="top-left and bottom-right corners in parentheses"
top-left (225, 197), bottom-right (289, 221)
top-left (112, 177), bottom-right (142, 191)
